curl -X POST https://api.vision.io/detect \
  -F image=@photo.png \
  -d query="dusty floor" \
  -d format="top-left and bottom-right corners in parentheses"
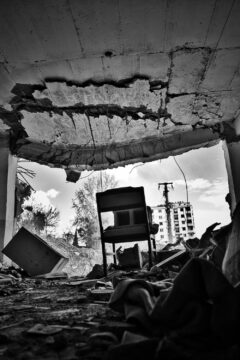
top-left (0, 251), bottom-right (189, 359)
top-left (0, 275), bottom-right (131, 360)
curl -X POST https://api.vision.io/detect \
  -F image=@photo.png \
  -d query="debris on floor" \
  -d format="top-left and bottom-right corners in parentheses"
top-left (0, 271), bottom-right (124, 359)
top-left (108, 258), bottom-right (240, 360)
top-left (1, 205), bottom-right (240, 359)
top-left (0, 244), bottom-right (183, 360)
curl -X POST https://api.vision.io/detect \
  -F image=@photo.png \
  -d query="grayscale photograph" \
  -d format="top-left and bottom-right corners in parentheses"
top-left (0, 1), bottom-right (239, 359)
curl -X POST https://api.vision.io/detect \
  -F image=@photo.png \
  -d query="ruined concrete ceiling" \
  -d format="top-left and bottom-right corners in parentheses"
top-left (0, 0), bottom-right (240, 170)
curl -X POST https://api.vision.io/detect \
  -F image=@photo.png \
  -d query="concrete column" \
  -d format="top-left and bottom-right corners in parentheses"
top-left (223, 141), bottom-right (240, 213)
top-left (223, 116), bottom-right (240, 213)
top-left (0, 136), bottom-right (17, 263)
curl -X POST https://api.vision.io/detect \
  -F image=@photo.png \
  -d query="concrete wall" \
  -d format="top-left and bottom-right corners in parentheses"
top-left (0, 136), bottom-right (17, 263)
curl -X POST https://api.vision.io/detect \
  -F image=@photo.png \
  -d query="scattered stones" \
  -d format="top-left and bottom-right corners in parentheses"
top-left (88, 331), bottom-right (118, 348)
top-left (27, 323), bottom-right (63, 336)
top-left (89, 289), bottom-right (114, 302)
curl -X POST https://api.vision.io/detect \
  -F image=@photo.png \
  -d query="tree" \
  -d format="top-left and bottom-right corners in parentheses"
top-left (72, 172), bottom-right (118, 248)
top-left (17, 191), bottom-right (60, 237)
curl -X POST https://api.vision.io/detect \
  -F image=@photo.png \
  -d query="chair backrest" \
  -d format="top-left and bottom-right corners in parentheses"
top-left (96, 186), bottom-right (146, 213)
top-left (96, 187), bottom-right (150, 243)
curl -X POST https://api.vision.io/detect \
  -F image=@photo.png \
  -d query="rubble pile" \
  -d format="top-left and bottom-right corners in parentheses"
top-left (0, 202), bottom-right (240, 359)
top-left (47, 238), bottom-right (102, 277)
top-left (0, 262), bottom-right (175, 359)
top-left (0, 250), bottom-right (239, 359)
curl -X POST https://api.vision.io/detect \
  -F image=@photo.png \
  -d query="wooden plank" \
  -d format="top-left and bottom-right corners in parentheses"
top-left (151, 249), bottom-right (186, 269)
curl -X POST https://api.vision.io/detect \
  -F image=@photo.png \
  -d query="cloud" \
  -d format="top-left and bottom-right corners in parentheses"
top-left (194, 208), bottom-right (231, 237)
top-left (46, 189), bottom-right (59, 198)
top-left (198, 179), bottom-right (229, 207)
top-left (175, 178), bottom-right (212, 190)
top-left (175, 177), bottom-right (229, 208)
top-left (24, 189), bottom-right (58, 212)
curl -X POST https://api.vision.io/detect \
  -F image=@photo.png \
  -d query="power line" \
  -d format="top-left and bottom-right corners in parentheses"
top-left (129, 163), bottom-right (144, 174)
top-left (173, 156), bottom-right (191, 239)
top-left (79, 170), bottom-right (95, 180)
top-left (173, 156), bottom-right (189, 203)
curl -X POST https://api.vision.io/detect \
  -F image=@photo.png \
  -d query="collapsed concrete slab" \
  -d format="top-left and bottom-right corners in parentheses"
top-left (0, 0), bottom-right (239, 171)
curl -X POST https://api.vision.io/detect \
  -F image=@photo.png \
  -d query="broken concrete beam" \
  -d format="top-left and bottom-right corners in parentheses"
top-left (65, 169), bottom-right (81, 183)
top-left (2, 227), bottom-right (68, 276)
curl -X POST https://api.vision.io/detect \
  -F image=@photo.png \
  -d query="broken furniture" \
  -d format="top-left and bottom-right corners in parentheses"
top-left (96, 186), bottom-right (156, 276)
top-left (2, 227), bottom-right (68, 276)
top-left (116, 244), bottom-right (143, 269)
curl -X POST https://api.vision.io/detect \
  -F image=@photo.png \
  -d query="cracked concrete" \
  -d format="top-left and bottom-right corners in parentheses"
top-left (0, 38), bottom-right (240, 170)
top-left (0, 71), bottom-right (238, 169)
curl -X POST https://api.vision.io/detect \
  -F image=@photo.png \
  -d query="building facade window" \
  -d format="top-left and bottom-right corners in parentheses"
top-left (151, 202), bottom-right (195, 243)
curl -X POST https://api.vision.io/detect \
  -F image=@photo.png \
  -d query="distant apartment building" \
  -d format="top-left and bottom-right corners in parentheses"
top-left (152, 202), bottom-right (195, 244)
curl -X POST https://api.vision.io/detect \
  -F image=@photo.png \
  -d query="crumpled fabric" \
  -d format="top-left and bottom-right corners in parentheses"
top-left (107, 258), bottom-right (240, 360)
top-left (222, 201), bottom-right (240, 286)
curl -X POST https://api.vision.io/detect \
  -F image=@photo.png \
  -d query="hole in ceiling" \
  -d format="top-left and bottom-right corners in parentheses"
top-left (104, 50), bottom-right (113, 57)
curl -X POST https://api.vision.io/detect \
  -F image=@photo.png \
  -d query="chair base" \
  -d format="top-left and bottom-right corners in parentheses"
top-left (102, 239), bottom-right (156, 276)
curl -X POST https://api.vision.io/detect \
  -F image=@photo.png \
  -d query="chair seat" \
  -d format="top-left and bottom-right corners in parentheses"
top-left (103, 224), bottom-right (148, 243)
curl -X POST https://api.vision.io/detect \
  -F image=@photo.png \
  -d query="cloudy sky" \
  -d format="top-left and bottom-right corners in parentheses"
top-left (21, 141), bottom-right (231, 238)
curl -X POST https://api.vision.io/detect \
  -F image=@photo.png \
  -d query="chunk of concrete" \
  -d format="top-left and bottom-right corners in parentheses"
top-left (2, 227), bottom-right (68, 276)
top-left (65, 169), bottom-right (81, 183)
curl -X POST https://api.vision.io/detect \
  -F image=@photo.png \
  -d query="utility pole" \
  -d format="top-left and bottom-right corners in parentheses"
top-left (158, 182), bottom-right (173, 243)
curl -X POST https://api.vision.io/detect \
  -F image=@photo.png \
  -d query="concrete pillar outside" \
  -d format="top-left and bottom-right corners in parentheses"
top-left (0, 136), bottom-right (17, 264)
